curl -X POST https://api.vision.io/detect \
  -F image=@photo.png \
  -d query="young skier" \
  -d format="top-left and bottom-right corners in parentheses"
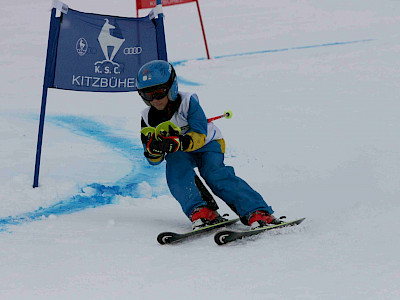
top-left (137, 60), bottom-right (281, 230)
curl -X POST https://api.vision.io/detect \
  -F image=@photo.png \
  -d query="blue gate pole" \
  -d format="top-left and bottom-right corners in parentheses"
top-left (33, 87), bottom-right (49, 188)
top-left (33, 8), bottom-right (59, 188)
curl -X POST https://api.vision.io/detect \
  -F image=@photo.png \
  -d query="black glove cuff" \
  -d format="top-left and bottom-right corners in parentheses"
top-left (180, 135), bottom-right (192, 151)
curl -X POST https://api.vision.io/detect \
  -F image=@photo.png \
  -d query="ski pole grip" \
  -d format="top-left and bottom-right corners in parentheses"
top-left (224, 110), bottom-right (233, 119)
top-left (207, 110), bottom-right (233, 123)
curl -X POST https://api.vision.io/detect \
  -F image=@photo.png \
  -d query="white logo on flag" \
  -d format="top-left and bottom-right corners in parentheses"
top-left (71, 18), bottom-right (139, 89)
top-left (76, 38), bottom-right (88, 56)
top-left (123, 47), bottom-right (142, 55)
top-left (97, 18), bottom-right (125, 62)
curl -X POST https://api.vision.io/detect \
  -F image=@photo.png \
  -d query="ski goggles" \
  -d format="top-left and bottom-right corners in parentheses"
top-left (138, 66), bottom-right (176, 101)
top-left (138, 85), bottom-right (169, 101)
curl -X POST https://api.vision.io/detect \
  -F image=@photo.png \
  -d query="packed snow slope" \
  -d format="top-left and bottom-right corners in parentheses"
top-left (1, 0), bottom-right (400, 299)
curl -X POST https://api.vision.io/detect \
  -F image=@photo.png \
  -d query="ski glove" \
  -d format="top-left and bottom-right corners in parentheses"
top-left (142, 132), bottom-right (164, 159)
top-left (157, 134), bottom-right (192, 153)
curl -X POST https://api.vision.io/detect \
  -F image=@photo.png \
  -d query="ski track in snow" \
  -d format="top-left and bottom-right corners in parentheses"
top-left (0, 115), bottom-right (166, 233)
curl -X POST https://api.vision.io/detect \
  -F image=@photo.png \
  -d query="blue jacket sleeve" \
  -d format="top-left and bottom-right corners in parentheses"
top-left (182, 96), bottom-right (208, 152)
top-left (187, 96), bottom-right (208, 135)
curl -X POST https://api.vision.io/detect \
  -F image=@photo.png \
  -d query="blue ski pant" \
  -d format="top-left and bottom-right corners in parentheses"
top-left (165, 149), bottom-right (273, 220)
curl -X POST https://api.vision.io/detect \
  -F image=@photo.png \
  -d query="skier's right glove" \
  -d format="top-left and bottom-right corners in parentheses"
top-left (156, 135), bottom-right (183, 153)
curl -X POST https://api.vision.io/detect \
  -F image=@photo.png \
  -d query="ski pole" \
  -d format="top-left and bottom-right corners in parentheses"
top-left (207, 110), bottom-right (233, 123)
top-left (144, 110), bottom-right (233, 138)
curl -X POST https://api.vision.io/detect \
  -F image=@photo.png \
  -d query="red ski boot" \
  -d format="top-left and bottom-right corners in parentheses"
top-left (190, 206), bottom-right (221, 230)
top-left (248, 210), bottom-right (282, 230)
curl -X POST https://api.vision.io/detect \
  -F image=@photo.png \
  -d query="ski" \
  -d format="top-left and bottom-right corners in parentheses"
top-left (214, 217), bottom-right (306, 245)
top-left (157, 218), bottom-right (240, 245)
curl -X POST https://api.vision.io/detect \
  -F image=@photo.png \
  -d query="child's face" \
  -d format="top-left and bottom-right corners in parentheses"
top-left (150, 95), bottom-right (169, 110)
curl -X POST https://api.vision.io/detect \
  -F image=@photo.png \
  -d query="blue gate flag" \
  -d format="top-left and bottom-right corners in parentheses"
top-left (34, 1), bottom-right (167, 188)
top-left (52, 8), bottom-right (166, 92)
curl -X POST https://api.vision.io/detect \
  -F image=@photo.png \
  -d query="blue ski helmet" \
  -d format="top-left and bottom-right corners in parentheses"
top-left (136, 60), bottom-right (178, 106)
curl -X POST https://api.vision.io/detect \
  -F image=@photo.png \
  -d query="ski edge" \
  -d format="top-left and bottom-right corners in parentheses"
top-left (214, 217), bottom-right (306, 245)
top-left (157, 218), bottom-right (240, 245)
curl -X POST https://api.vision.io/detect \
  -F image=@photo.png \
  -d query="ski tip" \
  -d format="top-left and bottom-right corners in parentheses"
top-left (297, 217), bottom-right (306, 224)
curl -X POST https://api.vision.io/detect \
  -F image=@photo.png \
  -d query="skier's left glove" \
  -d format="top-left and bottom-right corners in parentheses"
top-left (157, 135), bottom-right (191, 153)
top-left (141, 132), bottom-right (164, 159)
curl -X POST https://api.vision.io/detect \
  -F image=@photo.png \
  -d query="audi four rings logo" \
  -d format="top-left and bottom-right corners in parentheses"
top-left (123, 47), bottom-right (142, 55)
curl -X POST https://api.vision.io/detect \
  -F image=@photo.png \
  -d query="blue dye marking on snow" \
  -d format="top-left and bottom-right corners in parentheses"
top-left (172, 39), bottom-right (375, 66)
top-left (213, 39), bottom-right (375, 60)
top-left (177, 76), bottom-right (202, 86)
top-left (171, 39), bottom-right (374, 87)
top-left (0, 191), bottom-right (115, 231)
top-left (0, 115), bottom-right (166, 232)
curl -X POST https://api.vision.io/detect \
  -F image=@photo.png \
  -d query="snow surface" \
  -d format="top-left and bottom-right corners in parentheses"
top-left (1, 0), bottom-right (400, 298)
